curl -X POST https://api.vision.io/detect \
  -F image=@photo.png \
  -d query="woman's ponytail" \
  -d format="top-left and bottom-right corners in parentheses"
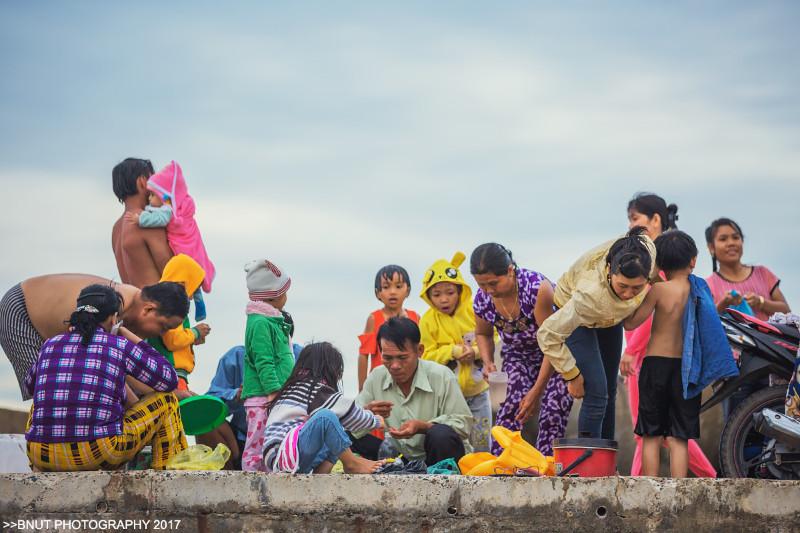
top-left (627, 193), bottom-right (678, 232)
top-left (67, 284), bottom-right (123, 346)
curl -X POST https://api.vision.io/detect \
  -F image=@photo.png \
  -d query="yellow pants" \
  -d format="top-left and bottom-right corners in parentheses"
top-left (27, 392), bottom-right (187, 471)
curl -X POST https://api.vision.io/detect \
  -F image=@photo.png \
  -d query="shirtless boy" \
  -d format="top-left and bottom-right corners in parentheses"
top-left (111, 158), bottom-right (173, 288)
top-left (624, 230), bottom-right (699, 478)
top-left (0, 274), bottom-right (188, 400)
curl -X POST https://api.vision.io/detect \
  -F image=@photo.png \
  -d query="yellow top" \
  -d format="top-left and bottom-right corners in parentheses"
top-left (159, 254), bottom-right (206, 374)
top-left (537, 236), bottom-right (657, 381)
top-left (419, 252), bottom-right (489, 398)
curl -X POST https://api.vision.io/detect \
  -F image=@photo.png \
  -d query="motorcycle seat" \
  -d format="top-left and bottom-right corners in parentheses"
top-left (774, 323), bottom-right (800, 341)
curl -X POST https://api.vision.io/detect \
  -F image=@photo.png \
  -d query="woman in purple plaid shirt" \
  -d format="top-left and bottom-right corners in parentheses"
top-left (25, 284), bottom-right (188, 471)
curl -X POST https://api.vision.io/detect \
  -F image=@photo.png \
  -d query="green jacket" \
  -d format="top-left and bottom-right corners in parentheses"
top-left (241, 314), bottom-right (295, 400)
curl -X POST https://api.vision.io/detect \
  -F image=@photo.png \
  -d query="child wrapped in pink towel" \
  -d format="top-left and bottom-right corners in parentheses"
top-left (138, 160), bottom-right (215, 320)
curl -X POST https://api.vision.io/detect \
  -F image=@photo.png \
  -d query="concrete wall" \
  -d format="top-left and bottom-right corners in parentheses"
top-left (2, 472), bottom-right (799, 532)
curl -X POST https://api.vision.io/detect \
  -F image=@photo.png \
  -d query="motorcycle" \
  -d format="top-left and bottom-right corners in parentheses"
top-left (700, 309), bottom-right (800, 479)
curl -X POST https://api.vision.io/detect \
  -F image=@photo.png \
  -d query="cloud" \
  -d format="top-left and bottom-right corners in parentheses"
top-left (0, 3), bottom-right (798, 407)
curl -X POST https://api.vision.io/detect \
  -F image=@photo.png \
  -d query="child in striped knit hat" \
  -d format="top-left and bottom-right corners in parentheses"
top-left (240, 259), bottom-right (295, 472)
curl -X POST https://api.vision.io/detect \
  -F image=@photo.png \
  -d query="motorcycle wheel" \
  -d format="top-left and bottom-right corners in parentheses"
top-left (719, 385), bottom-right (790, 478)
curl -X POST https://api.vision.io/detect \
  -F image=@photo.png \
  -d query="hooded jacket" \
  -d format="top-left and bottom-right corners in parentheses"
top-left (149, 254), bottom-right (206, 379)
top-left (147, 161), bottom-right (216, 293)
top-left (419, 252), bottom-right (488, 398)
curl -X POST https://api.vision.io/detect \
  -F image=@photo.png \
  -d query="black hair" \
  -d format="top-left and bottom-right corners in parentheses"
top-left (67, 284), bottom-right (123, 346)
top-left (374, 265), bottom-right (411, 295)
top-left (268, 341), bottom-right (344, 409)
top-left (654, 230), bottom-right (698, 272)
top-left (112, 158), bottom-right (154, 202)
top-left (704, 217), bottom-right (745, 273)
top-left (470, 243), bottom-right (517, 276)
top-left (627, 193), bottom-right (678, 232)
top-left (140, 282), bottom-right (190, 318)
top-left (607, 226), bottom-right (652, 279)
top-left (376, 316), bottom-right (421, 351)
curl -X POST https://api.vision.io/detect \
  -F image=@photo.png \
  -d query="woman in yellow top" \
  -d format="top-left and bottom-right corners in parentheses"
top-left (419, 252), bottom-right (491, 451)
top-left (537, 227), bottom-right (657, 440)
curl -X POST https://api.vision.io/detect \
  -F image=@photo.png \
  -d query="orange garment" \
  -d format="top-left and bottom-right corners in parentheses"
top-left (358, 309), bottom-right (420, 370)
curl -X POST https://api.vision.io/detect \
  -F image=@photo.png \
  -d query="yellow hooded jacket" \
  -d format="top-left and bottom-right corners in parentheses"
top-left (155, 254), bottom-right (206, 377)
top-left (420, 252), bottom-right (489, 398)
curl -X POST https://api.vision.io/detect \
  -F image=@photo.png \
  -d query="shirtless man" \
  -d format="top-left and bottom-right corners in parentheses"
top-left (0, 274), bottom-right (188, 400)
top-left (624, 230), bottom-right (699, 478)
top-left (111, 158), bottom-right (173, 288)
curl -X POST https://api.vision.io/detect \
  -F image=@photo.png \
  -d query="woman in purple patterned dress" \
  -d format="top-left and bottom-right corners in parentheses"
top-left (470, 243), bottom-right (573, 456)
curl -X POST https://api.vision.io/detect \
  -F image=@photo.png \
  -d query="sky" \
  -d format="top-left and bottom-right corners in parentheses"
top-left (1, 2), bottom-right (798, 408)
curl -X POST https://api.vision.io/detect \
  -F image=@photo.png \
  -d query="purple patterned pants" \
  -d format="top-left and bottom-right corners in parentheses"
top-left (492, 351), bottom-right (574, 456)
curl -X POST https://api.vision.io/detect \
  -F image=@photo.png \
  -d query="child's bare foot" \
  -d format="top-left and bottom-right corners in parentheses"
top-left (342, 454), bottom-right (384, 474)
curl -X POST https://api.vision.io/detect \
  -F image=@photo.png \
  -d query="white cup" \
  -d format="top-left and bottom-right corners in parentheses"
top-left (487, 371), bottom-right (509, 411)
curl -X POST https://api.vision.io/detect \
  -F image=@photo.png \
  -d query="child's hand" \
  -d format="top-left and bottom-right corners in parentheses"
top-left (124, 211), bottom-right (141, 224)
top-left (365, 400), bottom-right (393, 418)
top-left (194, 323), bottom-right (211, 344)
top-left (619, 354), bottom-right (637, 378)
top-left (374, 415), bottom-right (386, 429)
top-left (454, 344), bottom-right (474, 361)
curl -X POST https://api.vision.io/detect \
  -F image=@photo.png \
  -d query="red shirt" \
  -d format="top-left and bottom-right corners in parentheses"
top-left (358, 309), bottom-right (420, 370)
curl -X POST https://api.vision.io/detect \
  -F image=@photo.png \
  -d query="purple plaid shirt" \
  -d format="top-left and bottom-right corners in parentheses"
top-left (24, 329), bottom-right (178, 443)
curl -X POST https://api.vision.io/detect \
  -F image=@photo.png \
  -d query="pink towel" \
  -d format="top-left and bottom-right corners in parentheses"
top-left (148, 160), bottom-right (216, 292)
top-left (275, 423), bottom-right (305, 473)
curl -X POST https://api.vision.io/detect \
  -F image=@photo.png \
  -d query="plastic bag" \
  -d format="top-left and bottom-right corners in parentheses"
top-left (426, 458), bottom-right (459, 475)
top-left (166, 443), bottom-right (231, 470)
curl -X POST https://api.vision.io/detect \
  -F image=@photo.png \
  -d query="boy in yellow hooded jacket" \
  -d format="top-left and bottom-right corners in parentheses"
top-left (148, 254), bottom-right (211, 390)
top-left (420, 252), bottom-right (491, 451)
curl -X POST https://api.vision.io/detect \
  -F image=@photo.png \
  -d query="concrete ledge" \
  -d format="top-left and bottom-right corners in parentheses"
top-left (1, 472), bottom-right (799, 532)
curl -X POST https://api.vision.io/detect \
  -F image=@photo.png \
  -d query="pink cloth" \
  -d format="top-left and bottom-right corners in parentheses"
top-left (246, 300), bottom-right (282, 318)
top-left (242, 397), bottom-right (270, 472)
top-left (274, 423), bottom-right (305, 473)
top-left (705, 266), bottom-right (780, 320)
top-left (625, 319), bottom-right (717, 477)
top-left (147, 161), bottom-right (216, 293)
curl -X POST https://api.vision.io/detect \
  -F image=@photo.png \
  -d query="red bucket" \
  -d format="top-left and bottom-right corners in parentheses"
top-left (553, 438), bottom-right (617, 477)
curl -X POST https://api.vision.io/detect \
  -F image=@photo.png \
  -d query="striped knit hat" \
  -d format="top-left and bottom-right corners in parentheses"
top-left (245, 259), bottom-right (291, 301)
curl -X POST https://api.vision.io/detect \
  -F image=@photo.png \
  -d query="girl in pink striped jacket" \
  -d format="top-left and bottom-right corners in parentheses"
top-left (262, 342), bottom-right (385, 474)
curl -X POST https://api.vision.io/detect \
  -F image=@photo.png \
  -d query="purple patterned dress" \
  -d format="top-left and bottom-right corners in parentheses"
top-left (473, 268), bottom-right (573, 456)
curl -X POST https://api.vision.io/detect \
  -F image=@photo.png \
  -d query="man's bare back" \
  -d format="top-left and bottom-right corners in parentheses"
top-left (21, 274), bottom-right (140, 338)
top-left (112, 212), bottom-right (172, 289)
